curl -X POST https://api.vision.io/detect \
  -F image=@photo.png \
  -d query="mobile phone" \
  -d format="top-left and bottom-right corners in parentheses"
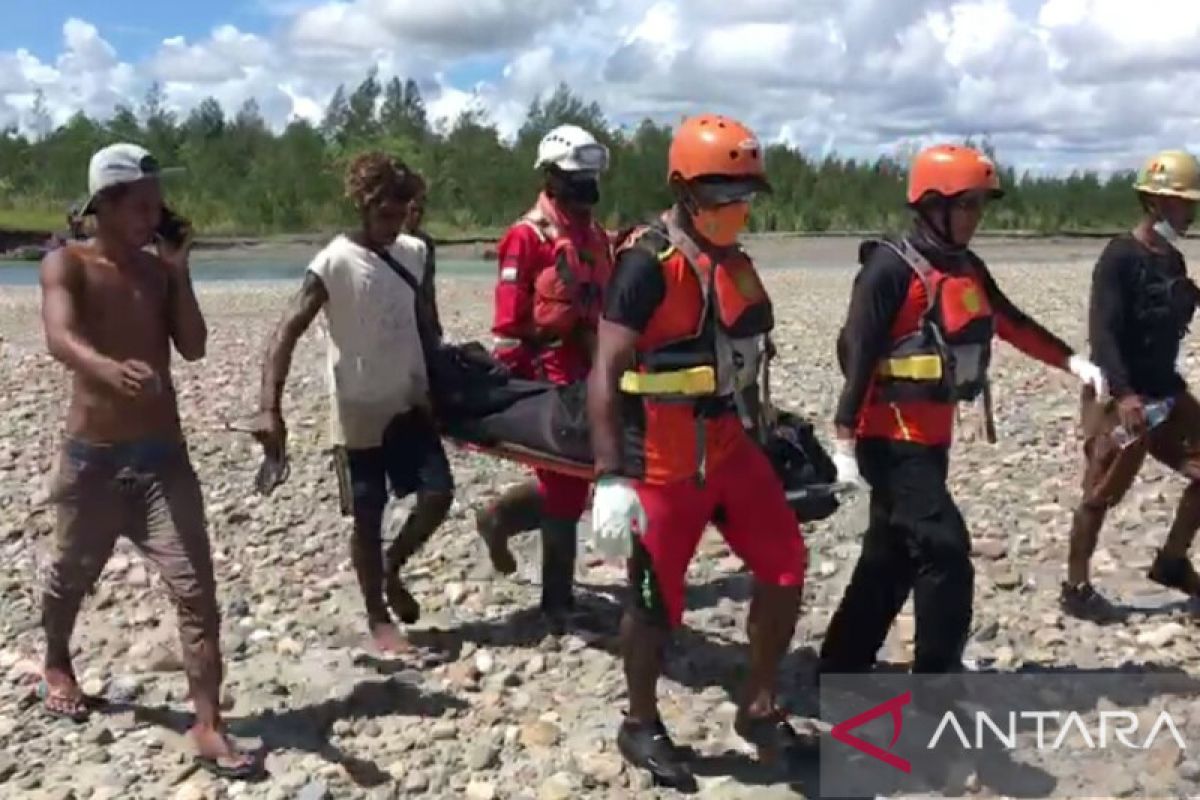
top-left (156, 205), bottom-right (190, 248)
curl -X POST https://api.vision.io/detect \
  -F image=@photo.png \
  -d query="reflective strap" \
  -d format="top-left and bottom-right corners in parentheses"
top-left (877, 354), bottom-right (943, 381)
top-left (493, 336), bottom-right (562, 350)
top-left (890, 403), bottom-right (913, 442)
top-left (619, 366), bottom-right (717, 396)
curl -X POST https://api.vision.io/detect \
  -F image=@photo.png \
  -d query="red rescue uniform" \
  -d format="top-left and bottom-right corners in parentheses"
top-left (492, 192), bottom-right (613, 517)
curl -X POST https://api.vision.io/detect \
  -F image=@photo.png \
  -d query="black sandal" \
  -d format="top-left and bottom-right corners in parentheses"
top-left (194, 752), bottom-right (265, 781)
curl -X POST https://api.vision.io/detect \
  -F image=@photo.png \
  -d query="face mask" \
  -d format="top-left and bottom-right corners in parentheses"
top-left (692, 202), bottom-right (750, 247)
top-left (1154, 218), bottom-right (1181, 244)
top-left (554, 174), bottom-right (600, 207)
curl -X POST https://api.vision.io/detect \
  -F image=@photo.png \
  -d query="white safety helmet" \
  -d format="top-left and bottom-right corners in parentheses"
top-left (534, 124), bottom-right (609, 174)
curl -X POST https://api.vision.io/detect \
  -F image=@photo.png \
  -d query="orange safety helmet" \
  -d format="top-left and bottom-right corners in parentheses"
top-left (668, 114), bottom-right (770, 190)
top-left (907, 144), bottom-right (1003, 205)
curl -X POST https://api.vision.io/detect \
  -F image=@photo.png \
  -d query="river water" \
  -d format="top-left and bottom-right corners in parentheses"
top-left (0, 257), bottom-right (496, 287)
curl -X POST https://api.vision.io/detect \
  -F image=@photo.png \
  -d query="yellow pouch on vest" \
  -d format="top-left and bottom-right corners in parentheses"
top-left (620, 366), bottom-right (717, 396)
top-left (877, 354), bottom-right (943, 381)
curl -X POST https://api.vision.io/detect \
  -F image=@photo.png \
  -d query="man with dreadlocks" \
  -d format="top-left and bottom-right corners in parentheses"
top-left (252, 152), bottom-right (453, 655)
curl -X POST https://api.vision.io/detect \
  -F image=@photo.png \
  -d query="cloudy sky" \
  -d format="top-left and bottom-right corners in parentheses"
top-left (3, 0), bottom-right (1199, 174)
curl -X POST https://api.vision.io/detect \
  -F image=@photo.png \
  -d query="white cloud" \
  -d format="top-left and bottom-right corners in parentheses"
top-left (4, 1), bottom-right (1200, 173)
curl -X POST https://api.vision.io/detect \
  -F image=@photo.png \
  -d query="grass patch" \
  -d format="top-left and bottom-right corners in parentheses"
top-left (0, 207), bottom-right (63, 232)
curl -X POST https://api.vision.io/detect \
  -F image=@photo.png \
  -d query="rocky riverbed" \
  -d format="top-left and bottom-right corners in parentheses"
top-left (4, 242), bottom-right (1200, 799)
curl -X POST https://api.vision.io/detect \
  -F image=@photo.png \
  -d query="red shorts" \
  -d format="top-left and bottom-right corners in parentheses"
top-left (630, 436), bottom-right (806, 627)
top-left (535, 467), bottom-right (591, 520)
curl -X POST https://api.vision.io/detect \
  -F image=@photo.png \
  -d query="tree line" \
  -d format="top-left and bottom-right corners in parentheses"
top-left (0, 73), bottom-right (1145, 237)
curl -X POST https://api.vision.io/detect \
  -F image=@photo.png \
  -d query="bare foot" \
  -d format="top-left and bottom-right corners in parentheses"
top-left (41, 667), bottom-right (88, 722)
top-left (189, 723), bottom-right (261, 779)
top-left (370, 621), bottom-right (415, 655)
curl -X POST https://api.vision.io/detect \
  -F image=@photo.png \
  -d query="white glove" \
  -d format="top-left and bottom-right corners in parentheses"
top-left (1069, 355), bottom-right (1107, 398)
top-left (832, 438), bottom-right (869, 492)
top-left (590, 475), bottom-right (646, 559)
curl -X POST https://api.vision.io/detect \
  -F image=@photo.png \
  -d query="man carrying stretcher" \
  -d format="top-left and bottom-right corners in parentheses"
top-left (476, 124), bottom-right (614, 625)
top-left (587, 114), bottom-right (808, 789)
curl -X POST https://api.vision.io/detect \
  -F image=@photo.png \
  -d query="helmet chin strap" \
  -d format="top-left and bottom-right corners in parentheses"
top-left (914, 202), bottom-right (966, 254)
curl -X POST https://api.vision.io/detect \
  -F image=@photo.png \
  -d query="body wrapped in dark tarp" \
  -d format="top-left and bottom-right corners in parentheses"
top-left (429, 342), bottom-right (841, 522)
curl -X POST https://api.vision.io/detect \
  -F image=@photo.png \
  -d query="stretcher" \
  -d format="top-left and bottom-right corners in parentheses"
top-left (450, 433), bottom-right (846, 519)
top-left (432, 342), bottom-right (846, 523)
top-left (245, 341), bottom-right (848, 522)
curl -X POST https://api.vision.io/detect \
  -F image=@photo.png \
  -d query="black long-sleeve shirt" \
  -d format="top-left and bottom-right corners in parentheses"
top-left (1088, 234), bottom-right (1195, 400)
top-left (834, 238), bottom-right (1073, 431)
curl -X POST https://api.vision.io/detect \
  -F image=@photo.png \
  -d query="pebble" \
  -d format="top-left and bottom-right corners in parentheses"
top-left (275, 637), bottom-right (303, 657)
top-left (521, 720), bottom-right (561, 748)
top-left (466, 742), bottom-right (500, 771)
top-left (173, 783), bottom-right (209, 800)
top-left (577, 751), bottom-right (624, 784)
top-left (465, 780), bottom-right (497, 800)
top-left (431, 720), bottom-right (457, 740)
top-left (537, 772), bottom-right (575, 800)
top-left (404, 771), bottom-right (430, 792)
top-left (1137, 622), bottom-right (1185, 648)
top-left (974, 540), bottom-right (1007, 560)
top-left (107, 676), bottom-right (141, 703)
top-left (87, 727), bottom-right (115, 746)
top-left (295, 780), bottom-right (330, 800)
top-left (0, 753), bottom-right (15, 782)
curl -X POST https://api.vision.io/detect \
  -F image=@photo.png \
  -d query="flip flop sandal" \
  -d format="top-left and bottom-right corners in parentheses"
top-left (37, 681), bottom-right (93, 723)
top-left (194, 752), bottom-right (265, 781)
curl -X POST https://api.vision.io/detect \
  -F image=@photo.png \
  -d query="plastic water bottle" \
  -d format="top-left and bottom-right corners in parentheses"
top-left (1112, 398), bottom-right (1175, 449)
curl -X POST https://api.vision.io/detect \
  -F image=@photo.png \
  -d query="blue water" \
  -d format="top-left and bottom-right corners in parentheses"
top-left (0, 258), bottom-right (495, 286)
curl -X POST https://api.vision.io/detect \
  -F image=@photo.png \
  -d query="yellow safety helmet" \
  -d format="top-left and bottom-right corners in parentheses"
top-left (1135, 150), bottom-right (1200, 201)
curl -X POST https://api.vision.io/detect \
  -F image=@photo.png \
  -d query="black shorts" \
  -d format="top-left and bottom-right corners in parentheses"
top-left (346, 411), bottom-right (454, 516)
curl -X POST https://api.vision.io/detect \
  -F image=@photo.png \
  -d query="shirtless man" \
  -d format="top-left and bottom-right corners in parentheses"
top-left (38, 144), bottom-right (258, 779)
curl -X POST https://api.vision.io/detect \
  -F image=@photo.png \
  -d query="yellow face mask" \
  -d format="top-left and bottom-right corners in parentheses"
top-left (692, 202), bottom-right (750, 247)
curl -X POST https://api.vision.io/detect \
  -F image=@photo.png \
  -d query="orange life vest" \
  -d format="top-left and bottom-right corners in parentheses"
top-left (616, 213), bottom-right (774, 484)
top-left (868, 237), bottom-right (995, 404)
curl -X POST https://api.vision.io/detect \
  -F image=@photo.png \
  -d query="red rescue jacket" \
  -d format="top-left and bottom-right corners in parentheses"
top-left (491, 193), bottom-right (613, 384)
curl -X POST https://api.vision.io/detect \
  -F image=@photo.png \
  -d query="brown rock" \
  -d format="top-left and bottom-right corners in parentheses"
top-left (520, 720), bottom-right (561, 749)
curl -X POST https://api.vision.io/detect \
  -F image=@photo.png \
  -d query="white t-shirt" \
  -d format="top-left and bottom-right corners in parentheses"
top-left (307, 234), bottom-right (430, 449)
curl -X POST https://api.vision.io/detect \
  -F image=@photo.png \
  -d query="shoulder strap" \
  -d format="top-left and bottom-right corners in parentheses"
top-left (373, 246), bottom-right (441, 367)
top-left (616, 221), bottom-right (670, 259)
top-left (662, 212), bottom-right (707, 272)
top-left (375, 246), bottom-right (422, 294)
top-left (876, 236), bottom-right (936, 314)
top-left (520, 206), bottom-right (558, 244)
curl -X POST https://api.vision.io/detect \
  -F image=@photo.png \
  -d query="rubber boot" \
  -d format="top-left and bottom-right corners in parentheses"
top-left (475, 481), bottom-right (542, 575)
top-left (540, 516), bottom-right (578, 630)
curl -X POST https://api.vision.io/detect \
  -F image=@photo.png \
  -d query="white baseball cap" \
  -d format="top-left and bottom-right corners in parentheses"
top-left (81, 143), bottom-right (170, 215)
